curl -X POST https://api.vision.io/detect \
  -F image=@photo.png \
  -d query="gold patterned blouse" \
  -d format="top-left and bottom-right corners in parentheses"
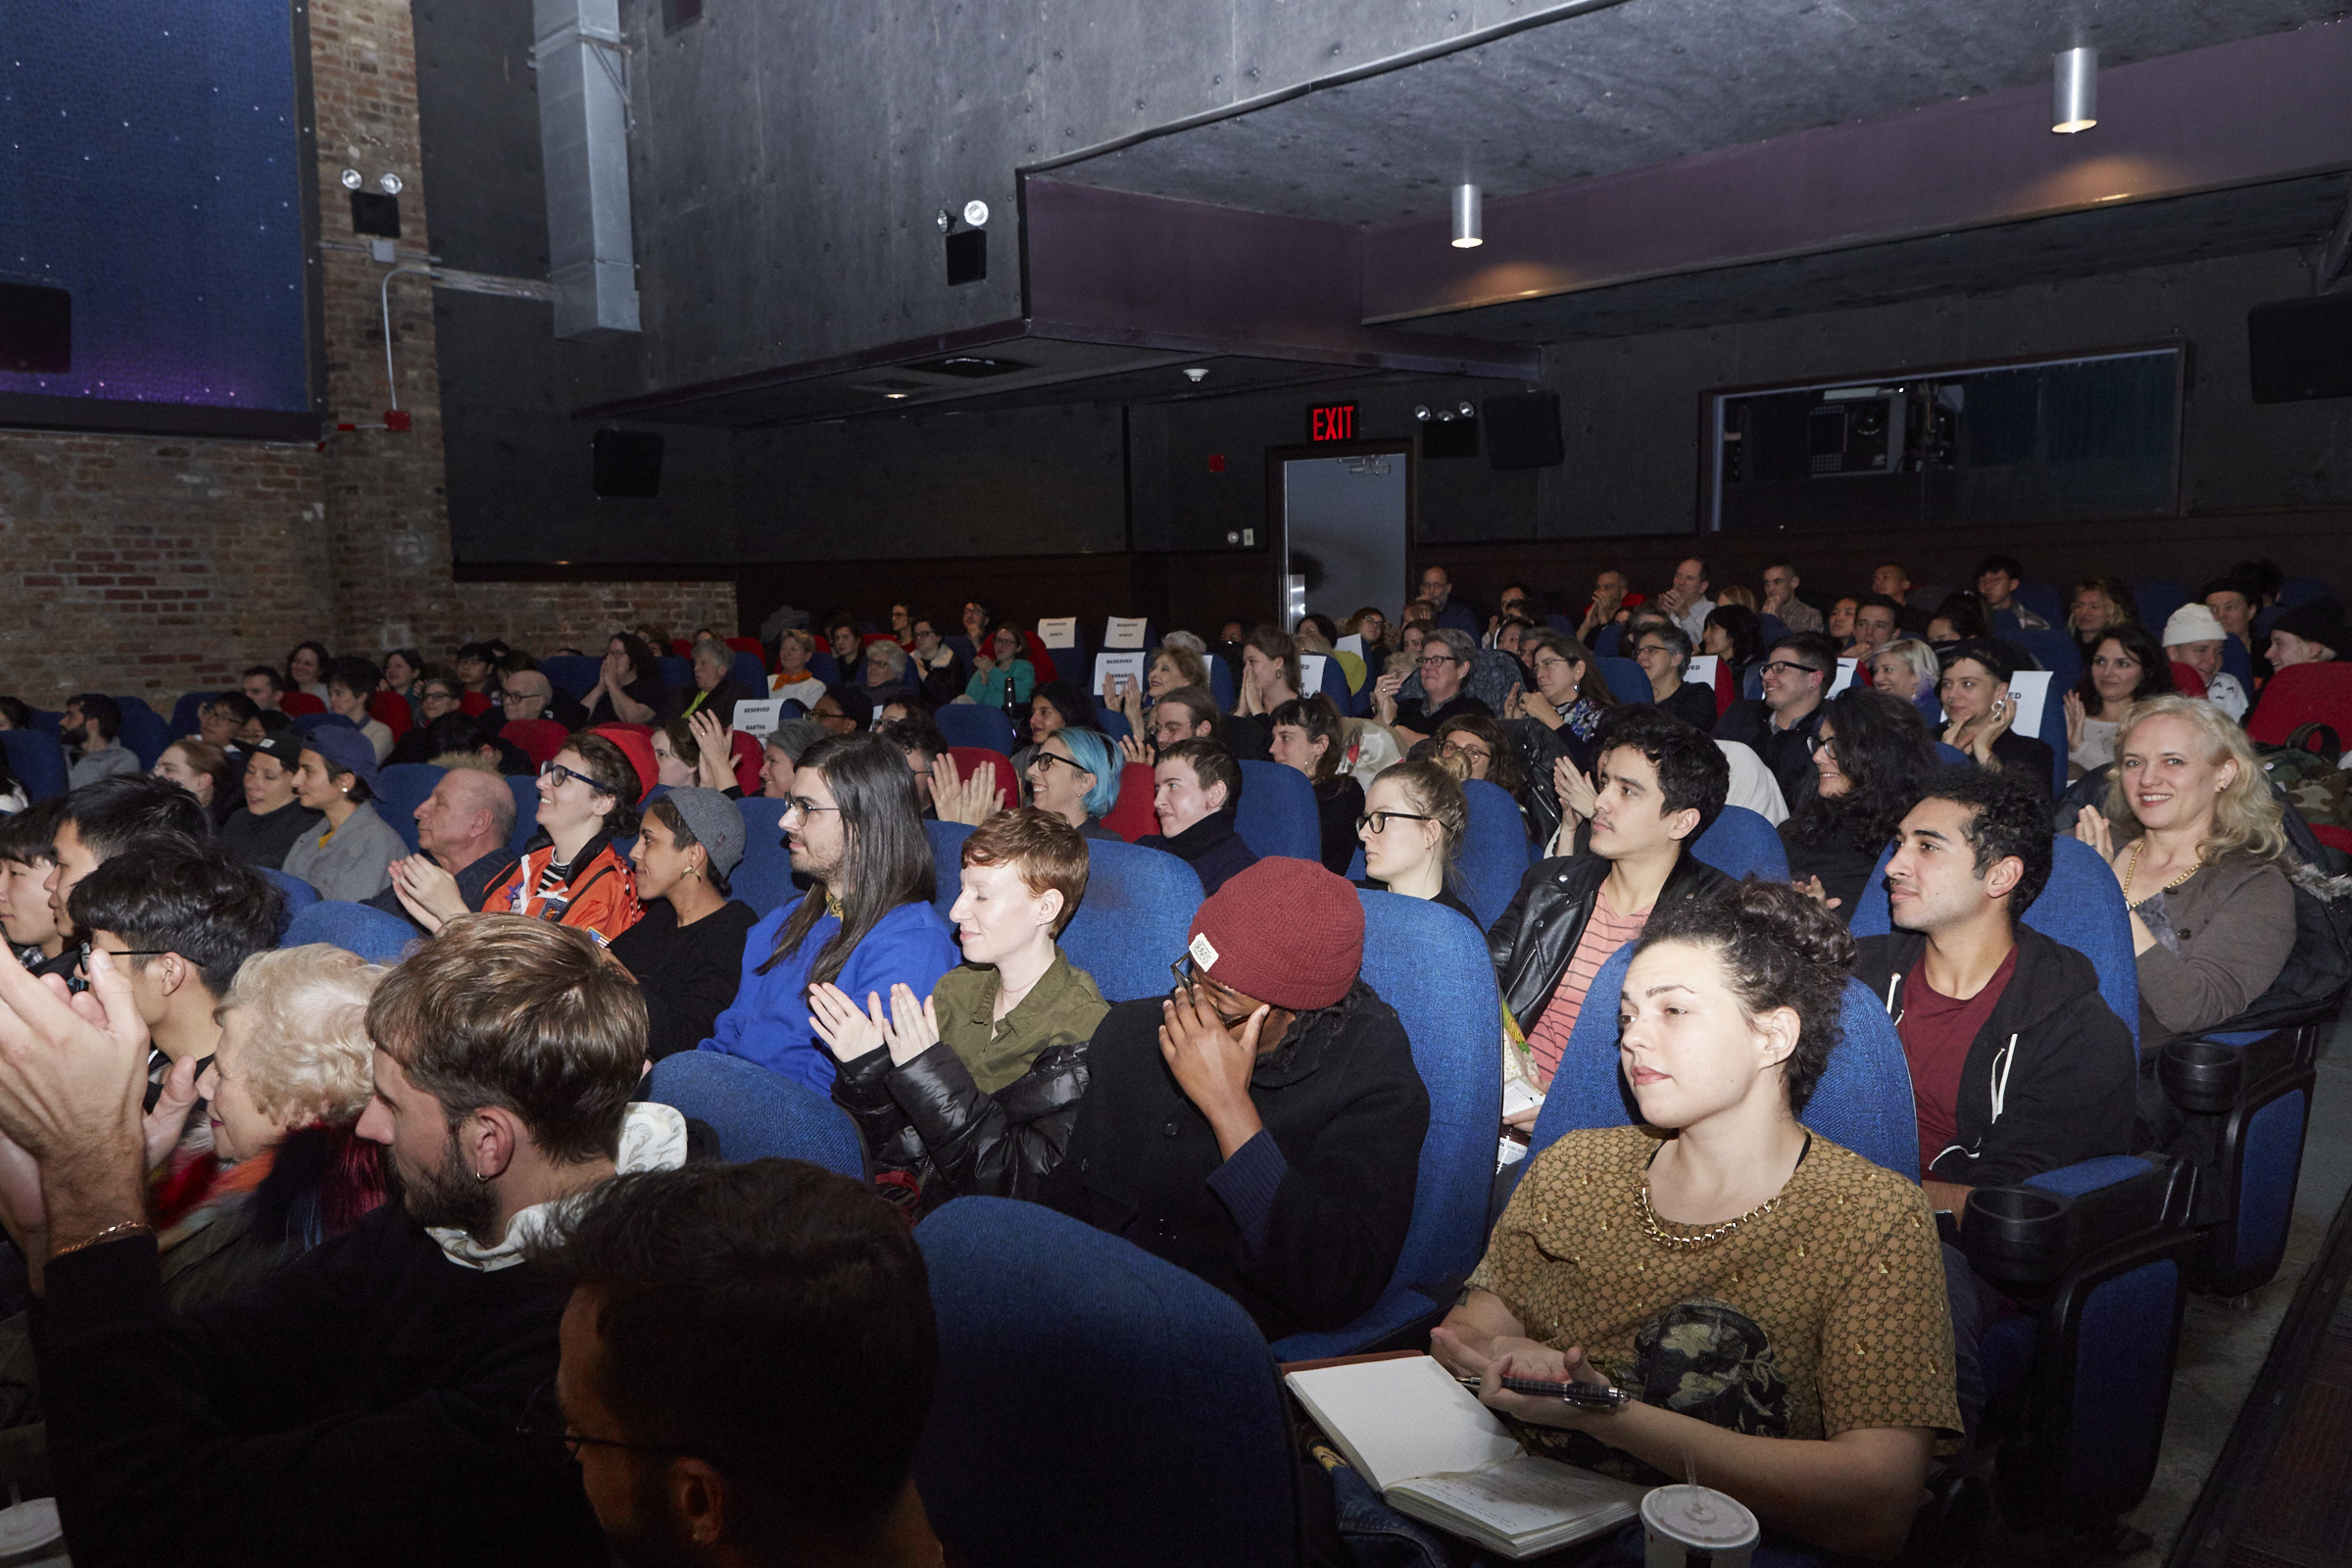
top-left (1468, 1124), bottom-right (1961, 1452)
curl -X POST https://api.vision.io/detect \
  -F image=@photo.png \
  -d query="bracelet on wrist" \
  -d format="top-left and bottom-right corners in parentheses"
top-left (49, 1220), bottom-right (152, 1262)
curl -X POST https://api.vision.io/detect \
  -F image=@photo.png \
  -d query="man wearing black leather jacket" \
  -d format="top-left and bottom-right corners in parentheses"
top-left (1487, 710), bottom-right (1732, 1111)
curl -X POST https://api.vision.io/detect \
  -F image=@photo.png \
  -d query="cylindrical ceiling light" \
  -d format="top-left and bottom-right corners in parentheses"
top-left (2052, 46), bottom-right (2098, 133)
top-left (1450, 182), bottom-right (1483, 248)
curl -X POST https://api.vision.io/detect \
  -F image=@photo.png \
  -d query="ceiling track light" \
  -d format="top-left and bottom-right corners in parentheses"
top-left (2052, 46), bottom-right (2097, 133)
top-left (1450, 182), bottom-right (1483, 249)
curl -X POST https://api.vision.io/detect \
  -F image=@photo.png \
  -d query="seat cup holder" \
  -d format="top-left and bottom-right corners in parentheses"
top-left (1961, 1187), bottom-right (2069, 1287)
top-left (2159, 1039), bottom-right (2242, 1117)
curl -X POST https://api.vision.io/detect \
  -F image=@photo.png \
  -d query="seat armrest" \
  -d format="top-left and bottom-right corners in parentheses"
top-left (1963, 1157), bottom-right (2187, 1291)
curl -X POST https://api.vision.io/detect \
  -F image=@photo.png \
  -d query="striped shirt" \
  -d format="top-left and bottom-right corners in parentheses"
top-left (1525, 891), bottom-right (1652, 1085)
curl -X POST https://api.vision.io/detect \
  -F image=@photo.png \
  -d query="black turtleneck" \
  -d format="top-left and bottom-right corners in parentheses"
top-left (1139, 805), bottom-right (1259, 895)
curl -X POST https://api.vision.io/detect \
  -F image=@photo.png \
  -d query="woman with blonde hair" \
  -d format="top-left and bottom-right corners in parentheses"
top-left (1353, 759), bottom-right (1473, 924)
top-left (2074, 695), bottom-right (2297, 1048)
top-left (1104, 638), bottom-right (1210, 737)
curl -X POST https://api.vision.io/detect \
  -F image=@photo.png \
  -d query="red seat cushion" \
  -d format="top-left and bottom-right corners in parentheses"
top-left (278, 692), bottom-right (325, 717)
top-left (947, 748), bottom-right (1018, 814)
top-left (2247, 663), bottom-right (2352, 747)
top-left (368, 691), bottom-right (412, 739)
top-left (460, 691), bottom-right (493, 717)
top-left (2169, 661), bottom-right (2207, 699)
top-left (502, 719), bottom-right (569, 768)
top-left (728, 730), bottom-right (762, 795)
top-left (1102, 760), bottom-right (1159, 843)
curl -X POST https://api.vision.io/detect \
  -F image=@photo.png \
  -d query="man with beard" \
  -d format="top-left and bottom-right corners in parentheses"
top-left (0, 913), bottom-right (673, 1566)
top-left (535, 1159), bottom-right (944, 1567)
top-left (61, 695), bottom-right (140, 790)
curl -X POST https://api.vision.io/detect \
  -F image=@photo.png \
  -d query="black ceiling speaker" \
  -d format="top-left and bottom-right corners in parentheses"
top-left (0, 283), bottom-right (71, 373)
top-left (2248, 293), bottom-right (2352, 403)
top-left (592, 428), bottom-right (664, 498)
top-left (1484, 390), bottom-right (1564, 469)
top-left (350, 189), bottom-right (401, 238)
top-left (1420, 414), bottom-right (1479, 461)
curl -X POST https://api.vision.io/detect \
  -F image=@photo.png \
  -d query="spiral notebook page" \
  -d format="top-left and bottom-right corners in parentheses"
top-left (1285, 1356), bottom-right (1520, 1493)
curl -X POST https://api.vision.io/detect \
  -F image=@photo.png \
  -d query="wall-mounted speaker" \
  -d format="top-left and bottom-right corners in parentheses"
top-left (1483, 391), bottom-right (1563, 469)
top-left (946, 228), bottom-right (987, 287)
top-left (2249, 293), bottom-right (2352, 403)
top-left (0, 283), bottom-right (71, 373)
top-left (350, 190), bottom-right (401, 238)
top-left (592, 428), bottom-right (664, 498)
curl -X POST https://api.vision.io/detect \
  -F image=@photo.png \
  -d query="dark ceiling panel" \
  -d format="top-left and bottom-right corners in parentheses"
top-left (1051, 0), bottom-right (2347, 225)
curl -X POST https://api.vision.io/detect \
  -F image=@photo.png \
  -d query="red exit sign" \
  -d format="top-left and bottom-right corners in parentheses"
top-left (1308, 402), bottom-right (1357, 442)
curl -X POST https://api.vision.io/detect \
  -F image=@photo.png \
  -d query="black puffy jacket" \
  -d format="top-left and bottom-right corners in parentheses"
top-left (1487, 846), bottom-right (1732, 1032)
top-left (832, 1040), bottom-right (1089, 1209)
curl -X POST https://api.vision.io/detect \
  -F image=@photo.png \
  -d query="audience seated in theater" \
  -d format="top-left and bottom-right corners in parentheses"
top-left (822, 616), bottom-right (862, 673)
top-left (1702, 602), bottom-right (1767, 692)
top-left (285, 641), bottom-right (330, 700)
top-left (2202, 577), bottom-right (2270, 685)
top-left (2069, 576), bottom-right (2138, 661)
top-left (665, 638), bottom-right (759, 729)
top-left (1434, 882), bottom-right (1958, 1560)
top-left (1433, 711), bottom-right (1530, 838)
top-left (607, 790), bottom-right (759, 1063)
top-left (453, 640), bottom-right (501, 695)
top-left (0, 913), bottom-right (668, 1565)
top-left (1347, 606), bottom-right (1396, 661)
top-left (380, 649), bottom-right (425, 714)
top-left (1118, 682), bottom-right (1219, 766)
top-left (963, 622), bottom-right (1036, 712)
top-left (1872, 563), bottom-right (1931, 633)
top-left (1013, 680), bottom-right (1095, 782)
top-left (1377, 626), bottom-right (1493, 748)
top-left (1396, 616), bottom-right (1434, 662)
top-left (62, 695), bottom-right (140, 790)
top-left (0, 805), bottom-right (74, 982)
top-left (1657, 556), bottom-right (1716, 646)
top-left (217, 732), bottom-right (320, 872)
top-left (651, 716), bottom-right (710, 793)
top-left (478, 734), bottom-right (644, 947)
top-left (1870, 637), bottom-right (1944, 725)
top-left (702, 733), bottom-right (959, 1095)
top-left (811, 686), bottom-right (870, 736)
top-left (1715, 631), bottom-right (1838, 810)
top-left (1139, 738), bottom-right (1258, 897)
top-left (1926, 592), bottom-right (1989, 646)
top-left (1628, 622), bottom-right (1719, 735)
top-left (763, 717), bottom-right (829, 781)
top-left (1761, 561), bottom-right (1824, 633)
top-left (1418, 564), bottom-right (1482, 636)
top-left (378, 767), bottom-right (522, 932)
top-left (858, 638), bottom-right (915, 711)
top-left (585, 632), bottom-right (667, 728)
top-left (904, 614), bottom-right (965, 710)
top-left (1975, 555), bottom-right (2049, 634)
top-left (1937, 639), bottom-right (2054, 801)
top-left (1024, 725), bottom-right (1123, 842)
top-left (767, 626), bottom-right (829, 709)
top-left (193, 691), bottom-right (259, 751)
top-left (1045, 857), bottom-right (1429, 1339)
top-left (1297, 612), bottom-right (1366, 695)
top-left (2065, 624), bottom-right (2174, 779)
top-left (1354, 760), bottom-right (1477, 926)
top-left (1224, 624), bottom-right (1305, 761)
top-left (1715, 740), bottom-right (1790, 829)
top-left (280, 727), bottom-right (405, 903)
top-left (2164, 605), bottom-right (2251, 722)
top-left (501, 667), bottom-right (588, 733)
top-left (68, 840), bottom-right (282, 1129)
top-left (240, 664), bottom-right (287, 713)
top-left (958, 600), bottom-right (993, 657)
top-left (44, 776), bottom-right (215, 953)
top-left (532, 1158), bottom-right (941, 1568)
top-left (1577, 568), bottom-right (1630, 641)
top-left (384, 676), bottom-right (468, 767)
top-left (874, 713), bottom-right (950, 819)
top-left (1844, 594), bottom-right (1903, 663)
top-left (1826, 595), bottom-right (1860, 646)
top-left (154, 739), bottom-right (235, 829)
top-left (1490, 709), bottom-right (1733, 1102)
top-left (1104, 638), bottom-right (1209, 741)
top-left (2267, 596), bottom-right (2346, 671)
top-left (1505, 628), bottom-right (1617, 779)
top-left (1270, 696), bottom-right (1365, 874)
top-left (2074, 697), bottom-right (2297, 1053)
top-left (1784, 688), bottom-right (1938, 921)
top-left (820, 808), bottom-right (1108, 1207)
top-left (323, 657), bottom-right (396, 764)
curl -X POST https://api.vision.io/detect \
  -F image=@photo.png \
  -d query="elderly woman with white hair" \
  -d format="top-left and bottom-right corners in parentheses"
top-left (857, 637), bottom-right (915, 710)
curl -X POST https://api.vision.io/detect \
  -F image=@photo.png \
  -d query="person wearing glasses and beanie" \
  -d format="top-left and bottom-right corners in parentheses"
top-left (478, 735), bottom-right (645, 948)
top-left (279, 726), bottom-right (407, 903)
top-left (1043, 857), bottom-right (1429, 1339)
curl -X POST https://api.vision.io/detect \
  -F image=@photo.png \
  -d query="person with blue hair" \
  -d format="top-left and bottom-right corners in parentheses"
top-left (1024, 726), bottom-right (1123, 842)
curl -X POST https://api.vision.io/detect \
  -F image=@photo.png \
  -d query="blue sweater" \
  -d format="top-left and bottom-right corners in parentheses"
top-left (700, 900), bottom-right (961, 1095)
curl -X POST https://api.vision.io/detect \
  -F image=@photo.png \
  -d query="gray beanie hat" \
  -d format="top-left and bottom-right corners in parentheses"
top-left (657, 786), bottom-right (746, 877)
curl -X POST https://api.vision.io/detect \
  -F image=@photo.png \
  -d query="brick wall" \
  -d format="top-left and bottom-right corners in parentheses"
top-left (0, 0), bottom-right (733, 713)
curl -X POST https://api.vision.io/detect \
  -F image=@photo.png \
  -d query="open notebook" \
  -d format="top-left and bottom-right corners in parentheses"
top-left (1286, 1355), bottom-right (1646, 1560)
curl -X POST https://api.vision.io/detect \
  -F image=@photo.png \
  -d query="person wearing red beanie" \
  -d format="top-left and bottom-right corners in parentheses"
top-left (1042, 858), bottom-right (1429, 1340)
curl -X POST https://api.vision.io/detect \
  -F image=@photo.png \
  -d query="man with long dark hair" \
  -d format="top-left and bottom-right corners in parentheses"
top-left (699, 733), bottom-right (959, 1094)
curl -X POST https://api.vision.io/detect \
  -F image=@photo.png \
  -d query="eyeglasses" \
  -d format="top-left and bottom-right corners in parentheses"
top-left (78, 943), bottom-right (169, 965)
top-left (1167, 956), bottom-right (1253, 1029)
top-left (420, 688), bottom-right (458, 703)
top-left (538, 761), bottom-right (605, 791)
top-left (1029, 751), bottom-right (1091, 775)
top-left (1437, 742), bottom-right (1492, 763)
top-left (1417, 655), bottom-right (1462, 669)
top-left (779, 797), bottom-right (842, 823)
top-left (1356, 810), bottom-right (1434, 834)
top-left (1758, 661), bottom-right (1823, 678)
top-left (514, 1382), bottom-right (719, 1465)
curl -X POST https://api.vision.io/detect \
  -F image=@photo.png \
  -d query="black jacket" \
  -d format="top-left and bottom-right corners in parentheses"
top-left (1042, 984), bottom-right (1429, 1341)
top-left (32, 1204), bottom-right (602, 1568)
top-left (1715, 699), bottom-right (1825, 813)
top-left (835, 1040), bottom-right (1090, 1206)
top-left (607, 899), bottom-right (760, 1060)
top-left (1778, 814), bottom-right (1884, 923)
top-left (1488, 847), bottom-right (1733, 1033)
top-left (1851, 925), bottom-right (2136, 1189)
top-left (1312, 773), bottom-right (1366, 876)
top-left (1140, 806), bottom-right (1259, 896)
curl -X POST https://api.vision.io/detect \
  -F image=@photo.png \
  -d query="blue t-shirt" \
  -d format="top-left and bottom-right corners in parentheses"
top-left (700, 899), bottom-right (961, 1095)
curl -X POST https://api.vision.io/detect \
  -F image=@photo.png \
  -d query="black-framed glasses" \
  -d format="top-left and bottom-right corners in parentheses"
top-left (1167, 956), bottom-right (1253, 1029)
top-left (538, 761), bottom-right (603, 791)
top-left (1759, 661), bottom-right (1823, 678)
top-left (779, 797), bottom-right (842, 823)
top-left (1356, 810), bottom-right (1433, 835)
top-left (79, 943), bottom-right (170, 965)
top-left (1437, 742), bottom-right (1492, 763)
top-left (515, 1381), bottom-right (712, 1465)
top-left (1029, 751), bottom-right (1092, 775)
top-left (1416, 655), bottom-right (1462, 669)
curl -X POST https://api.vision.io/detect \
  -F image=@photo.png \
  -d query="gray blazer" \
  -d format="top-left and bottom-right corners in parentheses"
top-left (280, 800), bottom-right (406, 902)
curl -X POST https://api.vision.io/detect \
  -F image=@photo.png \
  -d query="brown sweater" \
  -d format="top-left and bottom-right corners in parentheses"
top-left (2133, 850), bottom-right (2294, 1048)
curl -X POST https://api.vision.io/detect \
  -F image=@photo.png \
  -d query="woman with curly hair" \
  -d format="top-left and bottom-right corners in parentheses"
top-left (1431, 879), bottom-right (1959, 1560)
top-left (1781, 688), bottom-right (1938, 919)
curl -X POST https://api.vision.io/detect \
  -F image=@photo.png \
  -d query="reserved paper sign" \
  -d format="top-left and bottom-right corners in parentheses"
top-left (1036, 617), bottom-right (1077, 650)
top-left (1102, 616), bottom-right (1148, 650)
top-left (1095, 651), bottom-right (1148, 695)
top-left (729, 698), bottom-right (784, 739)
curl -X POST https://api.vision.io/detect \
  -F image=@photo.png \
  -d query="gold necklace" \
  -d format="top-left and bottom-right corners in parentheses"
top-left (1637, 1181), bottom-right (1785, 1250)
top-left (2123, 838), bottom-right (2201, 904)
